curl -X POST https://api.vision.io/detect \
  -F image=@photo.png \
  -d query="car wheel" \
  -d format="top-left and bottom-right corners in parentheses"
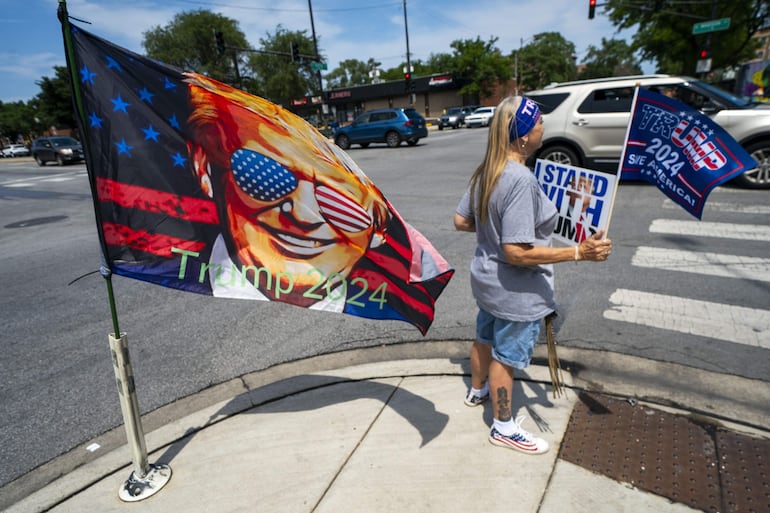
top-left (385, 131), bottom-right (401, 148)
top-left (335, 134), bottom-right (350, 150)
top-left (540, 145), bottom-right (580, 166)
top-left (438, 125), bottom-right (443, 131)
top-left (56, 155), bottom-right (65, 166)
top-left (407, 139), bottom-right (418, 146)
top-left (733, 141), bottom-right (770, 189)
top-left (34, 154), bottom-right (46, 166)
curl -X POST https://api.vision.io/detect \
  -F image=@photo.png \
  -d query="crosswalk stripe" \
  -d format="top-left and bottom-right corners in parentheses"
top-left (603, 289), bottom-right (770, 349)
top-left (632, 246), bottom-right (770, 282)
top-left (650, 219), bottom-right (770, 241)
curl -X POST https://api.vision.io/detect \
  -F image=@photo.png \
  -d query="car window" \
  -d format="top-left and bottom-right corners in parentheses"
top-left (404, 109), bottom-right (423, 121)
top-left (355, 114), bottom-right (371, 124)
top-left (578, 87), bottom-right (635, 113)
top-left (51, 137), bottom-right (79, 147)
top-left (527, 93), bottom-right (570, 114)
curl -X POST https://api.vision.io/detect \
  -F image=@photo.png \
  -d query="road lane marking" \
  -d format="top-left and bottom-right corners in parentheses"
top-left (650, 219), bottom-right (770, 241)
top-left (0, 172), bottom-right (84, 187)
top-left (632, 246), bottom-right (770, 282)
top-left (603, 289), bottom-right (770, 349)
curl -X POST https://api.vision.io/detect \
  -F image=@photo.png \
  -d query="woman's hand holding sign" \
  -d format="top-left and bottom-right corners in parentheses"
top-left (577, 230), bottom-right (613, 261)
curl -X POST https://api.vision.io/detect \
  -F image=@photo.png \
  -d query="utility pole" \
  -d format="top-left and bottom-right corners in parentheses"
top-left (403, 0), bottom-right (414, 105)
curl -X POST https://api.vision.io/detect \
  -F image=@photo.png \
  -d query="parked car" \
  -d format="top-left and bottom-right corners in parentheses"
top-left (464, 106), bottom-right (496, 128)
top-left (438, 106), bottom-right (474, 130)
top-left (31, 136), bottom-right (84, 166)
top-left (526, 74), bottom-right (770, 189)
top-left (1, 144), bottom-right (30, 158)
top-left (334, 108), bottom-right (428, 149)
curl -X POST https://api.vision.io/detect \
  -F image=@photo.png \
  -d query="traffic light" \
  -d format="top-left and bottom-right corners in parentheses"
top-left (588, 0), bottom-right (596, 19)
top-left (699, 48), bottom-right (711, 59)
top-left (215, 31), bottom-right (225, 55)
top-left (290, 42), bottom-right (299, 63)
top-left (404, 71), bottom-right (411, 80)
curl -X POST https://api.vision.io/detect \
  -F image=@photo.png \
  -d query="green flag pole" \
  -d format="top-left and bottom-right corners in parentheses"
top-left (57, 0), bottom-right (171, 500)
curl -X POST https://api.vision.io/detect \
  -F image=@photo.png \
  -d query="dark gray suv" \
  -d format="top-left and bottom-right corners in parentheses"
top-left (31, 136), bottom-right (84, 166)
top-left (527, 75), bottom-right (770, 189)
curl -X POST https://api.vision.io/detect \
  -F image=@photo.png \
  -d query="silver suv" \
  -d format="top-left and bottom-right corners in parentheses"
top-left (527, 75), bottom-right (770, 189)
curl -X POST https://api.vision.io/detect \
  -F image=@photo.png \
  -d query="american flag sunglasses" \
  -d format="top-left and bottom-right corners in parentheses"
top-left (230, 148), bottom-right (372, 233)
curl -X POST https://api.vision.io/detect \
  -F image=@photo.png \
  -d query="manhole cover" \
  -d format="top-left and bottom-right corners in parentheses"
top-left (5, 215), bottom-right (68, 228)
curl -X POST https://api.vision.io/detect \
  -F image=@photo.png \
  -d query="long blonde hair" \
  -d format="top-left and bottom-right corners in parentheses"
top-left (469, 96), bottom-right (525, 223)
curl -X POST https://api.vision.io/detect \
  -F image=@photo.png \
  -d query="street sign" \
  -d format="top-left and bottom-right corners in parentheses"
top-left (311, 61), bottom-right (327, 71)
top-left (696, 58), bottom-right (712, 74)
top-left (692, 18), bottom-right (730, 35)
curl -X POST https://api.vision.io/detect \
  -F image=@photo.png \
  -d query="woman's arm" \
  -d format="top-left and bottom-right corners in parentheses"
top-left (454, 213), bottom-right (476, 232)
top-left (502, 231), bottom-right (612, 265)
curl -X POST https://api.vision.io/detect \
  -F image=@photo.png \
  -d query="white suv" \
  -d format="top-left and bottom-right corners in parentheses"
top-left (526, 75), bottom-right (770, 189)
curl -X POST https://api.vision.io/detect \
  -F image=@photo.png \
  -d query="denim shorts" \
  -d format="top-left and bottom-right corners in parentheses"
top-left (475, 308), bottom-right (541, 370)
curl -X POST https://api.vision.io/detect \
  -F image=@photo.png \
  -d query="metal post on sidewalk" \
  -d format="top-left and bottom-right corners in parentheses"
top-left (109, 332), bottom-right (172, 501)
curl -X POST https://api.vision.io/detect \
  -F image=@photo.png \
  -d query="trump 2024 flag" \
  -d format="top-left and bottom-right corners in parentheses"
top-left (621, 87), bottom-right (756, 219)
top-left (65, 23), bottom-right (453, 334)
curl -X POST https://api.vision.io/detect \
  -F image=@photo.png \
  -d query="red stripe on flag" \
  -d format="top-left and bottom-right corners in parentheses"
top-left (103, 222), bottom-right (207, 256)
top-left (97, 177), bottom-right (219, 224)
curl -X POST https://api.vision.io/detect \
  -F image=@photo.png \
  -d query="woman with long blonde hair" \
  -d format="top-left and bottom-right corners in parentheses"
top-left (454, 96), bottom-right (612, 454)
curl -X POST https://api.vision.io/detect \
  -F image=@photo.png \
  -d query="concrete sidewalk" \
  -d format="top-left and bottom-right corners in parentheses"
top-left (5, 342), bottom-right (769, 513)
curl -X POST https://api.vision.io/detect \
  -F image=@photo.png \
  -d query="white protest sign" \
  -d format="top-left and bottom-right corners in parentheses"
top-left (533, 159), bottom-right (618, 246)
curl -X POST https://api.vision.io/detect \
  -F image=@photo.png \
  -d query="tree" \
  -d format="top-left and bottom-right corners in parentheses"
top-left (325, 59), bottom-right (378, 88)
top-left (143, 10), bottom-right (249, 85)
top-left (447, 37), bottom-right (512, 101)
top-left (35, 66), bottom-right (77, 130)
top-left (245, 26), bottom-right (320, 106)
top-left (516, 32), bottom-right (577, 91)
top-left (579, 38), bottom-right (643, 79)
top-left (425, 52), bottom-right (454, 74)
top-left (0, 101), bottom-right (41, 143)
top-left (604, 0), bottom-right (767, 75)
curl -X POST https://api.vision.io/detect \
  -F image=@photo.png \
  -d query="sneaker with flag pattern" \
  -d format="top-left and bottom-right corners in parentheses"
top-left (488, 416), bottom-right (549, 455)
top-left (464, 388), bottom-right (489, 407)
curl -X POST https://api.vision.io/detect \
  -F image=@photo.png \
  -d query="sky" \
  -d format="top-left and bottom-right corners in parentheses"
top-left (0, 0), bottom-right (643, 103)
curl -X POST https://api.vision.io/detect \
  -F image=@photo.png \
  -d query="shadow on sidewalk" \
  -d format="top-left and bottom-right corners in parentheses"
top-left (154, 374), bottom-right (450, 467)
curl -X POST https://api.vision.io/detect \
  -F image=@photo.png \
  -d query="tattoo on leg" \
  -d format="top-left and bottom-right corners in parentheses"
top-left (496, 387), bottom-right (511, 421)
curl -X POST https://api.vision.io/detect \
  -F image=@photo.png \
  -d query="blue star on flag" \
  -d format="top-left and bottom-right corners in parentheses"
top-left (138, 87), bottom-right (154, 103)
top-left (142, 125), bottom-right (160, 142)
top-left (115, 138), bottom-right (133, 155)
top-left (89, 112), bottom-right (103, 128)
top-left (111, 95), bottom-right (130, 113)
top-left (80, 65), bottom-right (96, 85)
top-left (106, 55), bottom-right (121, 71)
top-left (171, 152), bottom-right (187, 167)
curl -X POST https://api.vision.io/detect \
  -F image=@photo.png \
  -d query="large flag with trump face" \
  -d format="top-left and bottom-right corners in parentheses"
top-left (66, 23), bottom-right (453, 334)
top-left (621, 87), bottom-right (756, 219)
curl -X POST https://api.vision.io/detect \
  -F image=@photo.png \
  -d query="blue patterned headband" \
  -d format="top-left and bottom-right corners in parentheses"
top-left (509, 97), bottom-right (541, 141)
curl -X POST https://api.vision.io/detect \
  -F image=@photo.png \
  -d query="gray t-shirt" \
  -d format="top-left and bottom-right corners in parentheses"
top-left (456, 160), bottom-right (558, 321)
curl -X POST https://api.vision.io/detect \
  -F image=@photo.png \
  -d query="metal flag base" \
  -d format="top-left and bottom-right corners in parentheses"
top-left (118, 463), bottom-right (172, 502)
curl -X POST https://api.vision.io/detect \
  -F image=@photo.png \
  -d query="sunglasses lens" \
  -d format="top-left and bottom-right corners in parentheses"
top-left (231, 148), bottom-right (297, 202)
top-left (316, 185), bottom-right (372, 232)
